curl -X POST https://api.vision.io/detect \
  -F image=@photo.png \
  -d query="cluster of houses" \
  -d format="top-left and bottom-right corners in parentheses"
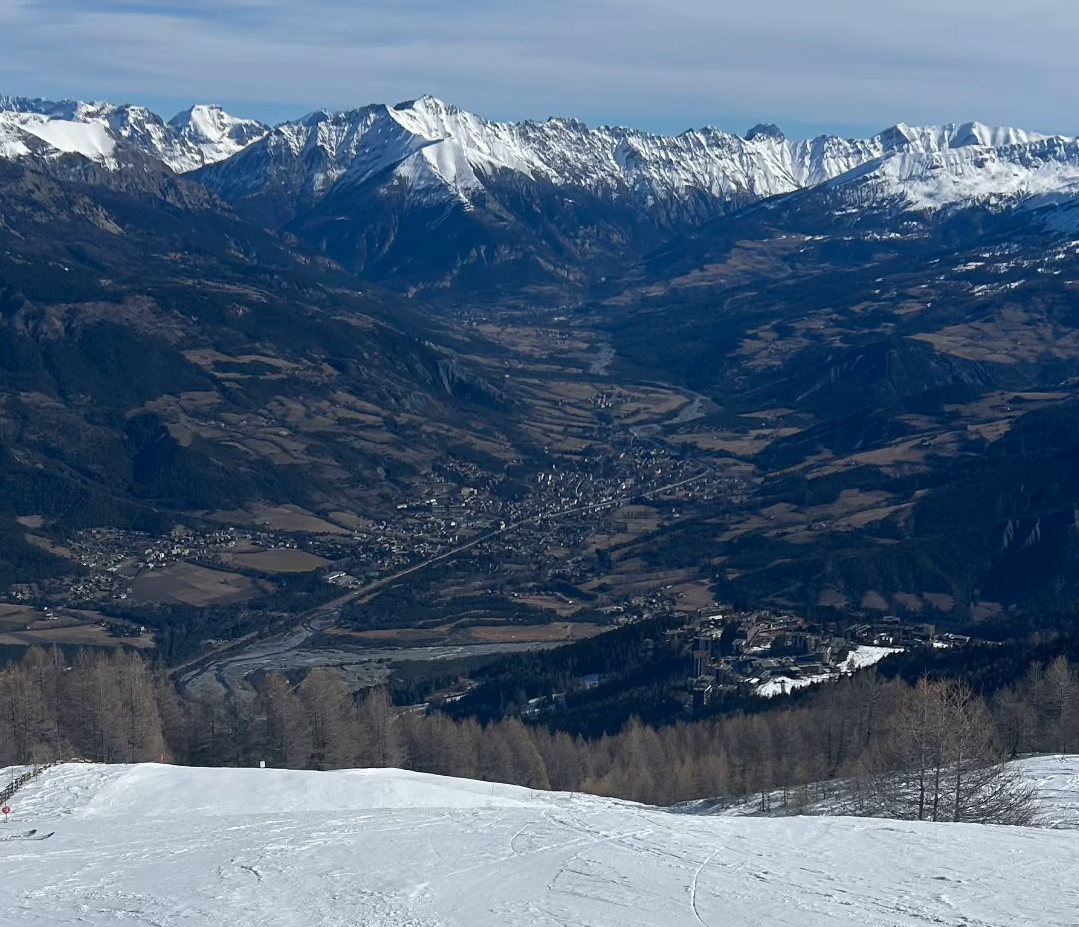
top-left (677, 609), bottom-right (956, 712)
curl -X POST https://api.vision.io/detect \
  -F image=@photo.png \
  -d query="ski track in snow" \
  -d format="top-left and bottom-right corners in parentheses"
top-left (689, 849), bottom-right (718, 927)
top-left (0, 759), bottom-right (1077, 925)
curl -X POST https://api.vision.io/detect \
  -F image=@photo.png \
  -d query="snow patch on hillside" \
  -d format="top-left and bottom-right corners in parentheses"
top-left (0, 97), bottom-right (265, 172)
top-left (0, 121), bottom-right (32, 160)
top-left (19, 116), bottom-right (117, 162)
top-left (0, 112), bottom-right (117, 165)
top-left (1020, 754), bottom-right (1079, 828)
top-left (756, 644), bottom-right (903, 698)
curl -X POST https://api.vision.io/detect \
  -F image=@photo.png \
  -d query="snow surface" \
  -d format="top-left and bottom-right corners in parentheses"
top-left (18, 115), bottom-right (117, 162)
top-left (698, 754), bottom-right (1079, 828)
top-left (0, 121), bottom-right (32, 160)
top-left (2, 759), bottom-right (1078, 925)
top-left (1018, 754), bottom-right (1079, 829)
top-left (839, 644), bottom-right (906, 672)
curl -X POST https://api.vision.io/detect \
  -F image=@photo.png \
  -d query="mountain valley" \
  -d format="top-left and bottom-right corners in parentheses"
top-left (2, 92), bottom-right (1079, 693)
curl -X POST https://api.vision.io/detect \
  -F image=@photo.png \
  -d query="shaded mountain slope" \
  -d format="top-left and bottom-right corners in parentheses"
top-left (0, 156), bottom-right (514, 587)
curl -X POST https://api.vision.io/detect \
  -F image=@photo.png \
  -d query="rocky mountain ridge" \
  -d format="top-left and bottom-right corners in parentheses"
top-left (3, 94), bottom-right (1075, 210)
top-left (0, 96), bottom-right (268, 172)
top-left (3, 93), bottom-right (1079, 297)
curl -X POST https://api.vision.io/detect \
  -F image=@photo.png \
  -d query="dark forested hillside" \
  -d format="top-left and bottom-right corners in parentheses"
top-left (587, 196), bottom-right (1079, 620)
top-left (2, 643), bottom-right (1075, 816)
top-left (0, 156), bottom-right (516, 589)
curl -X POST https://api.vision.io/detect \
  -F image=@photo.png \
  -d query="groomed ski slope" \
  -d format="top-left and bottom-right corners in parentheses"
top-left (1, 758), bottom-right (1077, 926)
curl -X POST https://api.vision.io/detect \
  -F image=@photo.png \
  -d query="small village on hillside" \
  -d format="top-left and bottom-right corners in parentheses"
top-left (679, 608), bottom-right (968, 707)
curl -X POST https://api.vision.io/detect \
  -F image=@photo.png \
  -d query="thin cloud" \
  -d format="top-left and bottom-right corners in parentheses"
top-left (1, 0), bottom-right (1077, 137)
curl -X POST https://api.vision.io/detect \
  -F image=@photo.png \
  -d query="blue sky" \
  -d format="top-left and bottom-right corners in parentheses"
top-left (1, 0), bottom-right (1077, 139)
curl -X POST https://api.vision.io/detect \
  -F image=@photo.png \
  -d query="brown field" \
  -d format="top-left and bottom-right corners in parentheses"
top-left (183, 348), bottom-right (300, 372)
top-left (413, 423), bottom-right (518, 462)
top-left (0, 616), bottom-right (155, 650)
top-left (839, 503), bottom-right (914, 530)
top-left (814, 489), bottom-right (893, 516)
top-left (607, 238), bottom-right (805, 302)
top-left (327, 511), bottom-right (375, 531)
top-left (613, 391), bottom-right (687, 425)
top-left (519, 424), bottom-right (593, 452)
top-left (224, 549), bottom-right (330, 574)
top-left (972, 601), bottom-right (1005, 622)
top-left (128, 563), bottom-right (258, 606)
top-left (818, 589), bottom-right (850, 608)
top-left (465, 623), bottom-right (603, 644)
top-left (474, 324), bottom-right (594, 360)
top-left (803, 490), bottom-right (913, 531)
top-left (526, 379), bottom-right (601, 403)
top-left (668, 580), bottom-right (719, 611)
top-left (807, 437), bottom-right (951, 478)
top-left (326, 621), bottom-right (603, 647)
top-left (583, 567), bottom-right (700, 598)
top-left (23, 534), bottom-right (77, 560)
top-left (734, 324), bottom-right (814, 372)
top-left (669, 429), bottom-right (800, 456)
top-left (514, 596), bottom-right (586, 617)
top-left (0, 604), bottom-right (41, 630)
top-left (586, 505), bottom-right (663, 549)
top-left (509, 377), bottom-right (699, 448)
top-left (739, 409), bottom-right (798, 423)
top-left (861, 591), bottom-right (890, 611)
top-left (912, 309), bottom-right (1079, 364)
top-left (743, 489), bottom-right (916, 545)
top-left (247, 504), bottom-right (351, 535)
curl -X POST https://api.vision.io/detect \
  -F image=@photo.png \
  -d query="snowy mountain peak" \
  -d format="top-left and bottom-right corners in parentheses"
top-left (746, 123), bottom-right (786, 143)
top-left (167, 104), bottom-right (269, 167)
top-left (393, 94), bottom-right (461, 117)
top-left (803, 124), bottom-right (1079, 212)
top-left (0, 96), bottom-right (267, 172)
top-left (881, 121), bottom-right (1055, 155)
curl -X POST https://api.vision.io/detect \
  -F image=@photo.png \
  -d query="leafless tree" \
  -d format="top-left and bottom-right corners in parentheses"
top-left (856, 678), bottom-right (1035, 825)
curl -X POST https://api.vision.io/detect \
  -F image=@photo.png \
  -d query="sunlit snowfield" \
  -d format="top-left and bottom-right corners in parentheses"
top-left (1, 758), bottom-right (1077, 926)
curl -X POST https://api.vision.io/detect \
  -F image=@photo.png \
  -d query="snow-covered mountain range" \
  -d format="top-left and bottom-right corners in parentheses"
top-left (2, 93), bottom-right (1076, 212)
top-left (3, 92), bottom-right (1078, 295)
top-left (0, 96), bottom-right (268, 172)
top-left (195, 96), bottom-right (885, 215)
